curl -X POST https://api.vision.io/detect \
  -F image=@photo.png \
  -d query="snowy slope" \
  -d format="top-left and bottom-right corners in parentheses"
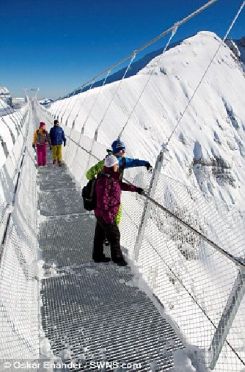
top-left (50, 31), bottom-right (245, 213)
top-left (65, 41), bottom-right (183, 97)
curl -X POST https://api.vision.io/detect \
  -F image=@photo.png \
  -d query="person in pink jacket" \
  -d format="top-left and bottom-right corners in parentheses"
top-left (93, 154), bottom-right (143, 266)
top-left (32, 122), bottom-right (50, 166)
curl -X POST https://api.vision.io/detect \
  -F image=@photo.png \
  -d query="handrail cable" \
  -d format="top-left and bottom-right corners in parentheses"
top-left (65, 134), bottom-right (245, 270)
top-left (81, 69), bottom-right (111, 134)
top-left (93, 52), bottom-right (137, 139)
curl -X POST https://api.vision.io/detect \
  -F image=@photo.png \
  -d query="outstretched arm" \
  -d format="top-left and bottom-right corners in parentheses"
top-left (123, 157), bottom-right (151, 169)
top-left (120, 181), bottom-right (138, 192)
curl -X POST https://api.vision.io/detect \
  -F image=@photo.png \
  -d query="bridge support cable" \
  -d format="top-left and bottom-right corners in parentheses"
top-left (122, 3), bottom-right (244, 354)
top-left (144, 7), bottom-right (245, 365)
top-left (64, 81), bottom-right (96, 153)
top-left (70, 81), bottom-right (95, 130)
top-left (165, 0), bottom-right (245, 148)
top-left (64, 88), bottom-right (87, 126)
top-left (57, 97), bottom-right (73, 122)
top-left (67, 71), bottom-right (112, 171)
top-left (58, 83), bottom-right (91, 124)
top-left (81, 69), bottom-right (111, 135)
top-left (118, 23), bottom-right (179, 139)
top-left (80, 52), bottom-right (137, 184)
top-left (47, 0), bottom-right (219, 156)
top-left (93, 51), bottom-right (137, 142)
top-left (54, 0), bottom-right (218, 107)
top-left (54, 96), bottom-right (67, 118)
top-left (133, 0), bottom-right (244, 291)
top-left (54, 90), bottom-right (77, 119)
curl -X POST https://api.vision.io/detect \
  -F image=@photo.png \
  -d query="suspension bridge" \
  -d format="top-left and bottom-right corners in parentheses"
top-left (0, 0), bottom-right (245, 371)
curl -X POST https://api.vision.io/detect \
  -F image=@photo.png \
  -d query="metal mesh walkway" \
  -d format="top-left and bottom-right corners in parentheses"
top-left (38, 162), bottom-right (184, 371)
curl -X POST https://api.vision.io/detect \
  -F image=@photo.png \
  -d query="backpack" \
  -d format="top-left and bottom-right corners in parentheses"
top-left (36, 129), bottom-right (48, 145)
top-left (82, 178), bottom-right (97, 211)
top-left (82, 170), bottom-right (116, 211)
top-left (82, 155), bottom-right (126, 211)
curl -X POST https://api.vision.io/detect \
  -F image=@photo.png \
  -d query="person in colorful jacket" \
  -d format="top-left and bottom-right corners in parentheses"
top-left (86, 139), bottom-right (152, 224)
top-left (49, 119), bottom-right (66, 166)
top-left (93, 154), bottom-right (143, 266)
top-left (32, 122), bottom-right (50, 166)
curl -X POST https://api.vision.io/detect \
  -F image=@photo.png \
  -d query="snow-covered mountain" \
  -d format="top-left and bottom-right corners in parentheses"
top-left (39, 98), bottom-right (54, 106)
top-left (65, 41), bottom-right (183, 97)
top-left (50, 31), bottom-right (245, 215)
top-left (226, 36), bottom-right (245, 65)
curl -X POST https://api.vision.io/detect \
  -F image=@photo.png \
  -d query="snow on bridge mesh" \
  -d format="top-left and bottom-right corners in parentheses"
top-left (0, 106), bottom-right (40, 363)
top-left (0, 101), bottom-right (244, 372)
top-left (36, 142), bottom-right (184, 371)
top-left (53, 116), bottom-right (245, 372)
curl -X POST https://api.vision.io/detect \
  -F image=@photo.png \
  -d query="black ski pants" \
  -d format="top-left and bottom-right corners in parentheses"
top-left (93, 217), bottom-right (123, 261)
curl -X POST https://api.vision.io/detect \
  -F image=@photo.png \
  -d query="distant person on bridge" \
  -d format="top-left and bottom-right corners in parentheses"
top-left (49, 119), bottom-right (66, 166)
top-left (32, 122), bottom-right (50, 166)
top-left (93, 154), bottom-right (143, 266)
top-left (86, 139), bottom-right (152, 225)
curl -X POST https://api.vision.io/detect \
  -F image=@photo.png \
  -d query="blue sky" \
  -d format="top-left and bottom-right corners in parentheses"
top-left (0, 0), bottom-right (244, 99)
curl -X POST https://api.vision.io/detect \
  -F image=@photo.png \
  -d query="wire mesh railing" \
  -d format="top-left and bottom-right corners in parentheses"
top-left (0, 102), bottom-right (40, 363)
top-left (1, 99), bottom-right (241, 370)
top-left (37, 106), bottom-right (245, 371)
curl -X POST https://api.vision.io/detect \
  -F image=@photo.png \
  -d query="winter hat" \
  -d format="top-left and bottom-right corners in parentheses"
top-left (111, 139), bottom-right (126, 154)
top-left (39, 122), bottom-right (46, 128)
top-left (104, 155), bottom-right (119, 168)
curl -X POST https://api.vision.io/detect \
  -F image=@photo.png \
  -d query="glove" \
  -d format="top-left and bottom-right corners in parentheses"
top-left (136, 187), bottom-right (144, 195)
top-left (32, 144), bottom-right (35, 150)
top-left (64, 140), bottom-right (66, 147)
top-left (145, 162), bottom-right (153, 171)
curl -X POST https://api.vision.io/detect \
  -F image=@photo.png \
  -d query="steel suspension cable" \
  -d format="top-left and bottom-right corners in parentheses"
top-left (60, 0), bottom-right (217, 102)
top-left (81, 69), bottom-right (111, 134)
top-left (64, 82), bottom-right (95, 151)
top-left (165, 0), bottom-right (245, 148)
top-left (70, 81), bottom-right (95, 128)
top-left (118, 23), bottom-right (179, 139)
top-left (94, 52), bottom-right (137, 141)
top-left (66, 74), bottom-right (110, 167)
top-left (61, 86), bottom-right (87, 124)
